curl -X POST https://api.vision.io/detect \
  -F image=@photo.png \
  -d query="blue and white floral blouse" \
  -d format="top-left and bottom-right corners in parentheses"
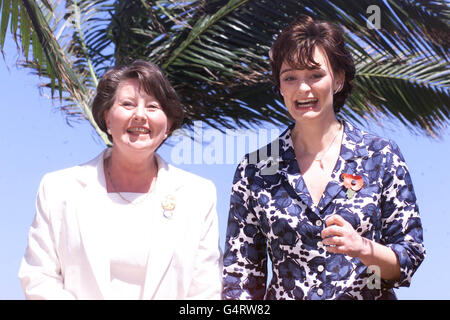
top-left (222, 121), bottom-right (425, 300)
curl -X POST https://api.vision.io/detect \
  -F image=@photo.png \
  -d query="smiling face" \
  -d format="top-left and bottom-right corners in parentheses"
top-left (104, 78), bottom-right (170, 155)
top-left (279, 46), bottom-right (343, 123)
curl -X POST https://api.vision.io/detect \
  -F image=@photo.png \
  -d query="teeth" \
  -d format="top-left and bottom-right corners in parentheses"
top-left (296, 99), bottom-right (318, 104)
top-left (295, 99), bottom-right (318, 107)
top-left (128, 127), bottom-right (149, 133)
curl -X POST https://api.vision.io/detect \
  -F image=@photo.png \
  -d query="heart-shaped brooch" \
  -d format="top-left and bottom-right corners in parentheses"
top-left (341, 173), bottom-right (364, 200)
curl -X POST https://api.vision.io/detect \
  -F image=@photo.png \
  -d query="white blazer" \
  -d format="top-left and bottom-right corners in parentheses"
top-left (18, 149), bottom-right (223, 299)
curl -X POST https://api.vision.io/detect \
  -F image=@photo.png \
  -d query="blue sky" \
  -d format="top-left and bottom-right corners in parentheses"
top-left (1, 37), bottom-right (449, 299)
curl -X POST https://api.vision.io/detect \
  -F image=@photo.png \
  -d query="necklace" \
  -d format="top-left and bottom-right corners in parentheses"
top-left (314, 122), bottom-right (343, 169)
top-left (106, 157), bottom-right (157, 205)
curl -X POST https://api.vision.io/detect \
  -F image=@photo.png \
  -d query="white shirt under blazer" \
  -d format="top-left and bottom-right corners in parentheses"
top-left (18, 149), bottom-right (223, 299)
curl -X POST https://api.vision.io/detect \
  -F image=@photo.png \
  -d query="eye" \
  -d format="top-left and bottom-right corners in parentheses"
top-left (282, 75), bottom-right (296, 82)
top-left (311, 73), bottom-right (324, 79)
top-left (146, 104), bottom-right (160, 110)
top-left (121, 100), bottom-right (135, 108)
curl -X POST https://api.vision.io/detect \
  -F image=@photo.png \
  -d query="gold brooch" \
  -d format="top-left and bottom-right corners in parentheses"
top-left (161, 194), bottom-right (176, 218)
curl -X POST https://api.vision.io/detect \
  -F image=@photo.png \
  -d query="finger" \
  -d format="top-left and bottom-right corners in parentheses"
top-left (322, 236), bottom-right (344, 247)
top-left (325, 245), bottom-right (346, 255)
top-left (325, 214), bottom-right (346, 227)
top-left (321, 225), bottom-right (344, 239)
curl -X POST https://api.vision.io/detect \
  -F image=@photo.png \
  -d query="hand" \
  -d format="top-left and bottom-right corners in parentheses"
top-left (321, 215), bottom-right (369, 258)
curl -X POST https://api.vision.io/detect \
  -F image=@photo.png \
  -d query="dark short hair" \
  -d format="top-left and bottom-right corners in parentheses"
top-left (92, 60), bottom-right (184, 142)
top-left (269, 15), bottom-right (355, 113)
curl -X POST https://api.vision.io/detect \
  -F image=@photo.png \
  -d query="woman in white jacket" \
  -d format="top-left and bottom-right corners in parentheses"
top-left (18, 60), bottom-right (222, 300)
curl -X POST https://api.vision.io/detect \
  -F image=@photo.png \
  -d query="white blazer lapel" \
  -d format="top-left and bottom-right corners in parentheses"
top-left (142, 154), bottom-right (183, 299)
top-left (75, 150), bottom-right (111, 298)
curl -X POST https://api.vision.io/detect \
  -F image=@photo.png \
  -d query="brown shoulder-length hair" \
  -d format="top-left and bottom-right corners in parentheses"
top-left (269, 15), bottom-right (355, 113)
top-left (92, 60), bottom-right (184, 142)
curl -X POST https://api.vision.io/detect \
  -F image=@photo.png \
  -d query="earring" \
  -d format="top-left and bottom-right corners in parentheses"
top-left (107, 128), bottom-right (111, 134)
top-left (164, 133), bottom-right (168, 139)
top-left (334, 84), bottom-right (342, 94)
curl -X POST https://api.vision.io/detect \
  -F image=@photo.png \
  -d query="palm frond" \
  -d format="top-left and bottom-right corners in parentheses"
top-left (1, 0), bottom-right (449, 142)
top-left (1, 0), bottom-right (112, 144)
top-left (348, 54), bottom-right (450, 136)
top-left (132, 0), bottom-right (449, 135)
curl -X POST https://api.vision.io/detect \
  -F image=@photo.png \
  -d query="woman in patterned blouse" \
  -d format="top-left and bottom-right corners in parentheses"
top-left (222, 15), bottom-right (425, 300)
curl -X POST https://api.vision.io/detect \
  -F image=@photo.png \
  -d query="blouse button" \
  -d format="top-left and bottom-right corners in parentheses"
top-left (317, 288), bottom-right (324, 296)
top-left (315, 220), bottom-right (323, 227)
top-left (317, 265), bottom-right (324, 272)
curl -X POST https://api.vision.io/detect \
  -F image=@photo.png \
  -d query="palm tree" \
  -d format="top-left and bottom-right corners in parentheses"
top-left (1, 0), bottom-right (449, 145)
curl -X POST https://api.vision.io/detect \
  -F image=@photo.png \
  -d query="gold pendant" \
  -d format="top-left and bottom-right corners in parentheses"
top-left (315, 159), bottom-right (324, 169)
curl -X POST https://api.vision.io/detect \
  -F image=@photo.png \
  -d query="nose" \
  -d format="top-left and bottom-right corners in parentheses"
top-left (133, 103), bottom-right (146, 120)
top-left (298, 80), bottom-right (311, 92)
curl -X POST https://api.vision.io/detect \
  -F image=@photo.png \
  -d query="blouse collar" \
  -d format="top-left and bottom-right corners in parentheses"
top-left (277, 119), bottom-right (369, 166)
top-left (270, 120), bottom-right (370, 213)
